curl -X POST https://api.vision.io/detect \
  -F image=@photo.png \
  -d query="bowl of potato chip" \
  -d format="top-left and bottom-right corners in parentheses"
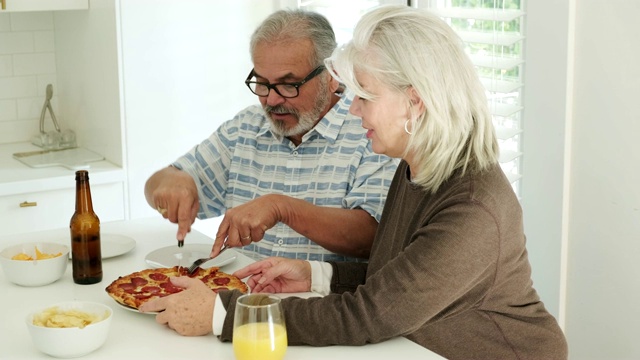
top-left (26, 301), bottom-right (113, 358)
top-left (0, 242), bottom-right (69, 286)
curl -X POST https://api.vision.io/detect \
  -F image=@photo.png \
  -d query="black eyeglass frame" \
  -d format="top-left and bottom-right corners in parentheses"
top-left (244, 65), bottom-right (326, 98)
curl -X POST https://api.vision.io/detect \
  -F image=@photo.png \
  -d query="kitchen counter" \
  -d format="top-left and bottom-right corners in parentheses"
top-left (0, 217), bottom-right (444, 359)
top-left (0, 142), bottom-right (124, 197)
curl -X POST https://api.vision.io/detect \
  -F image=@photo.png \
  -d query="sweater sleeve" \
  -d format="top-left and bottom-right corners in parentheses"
top-left (329, 261), bottom-right (368, 294)
top-left (216, 290), bottom-right (245, 343)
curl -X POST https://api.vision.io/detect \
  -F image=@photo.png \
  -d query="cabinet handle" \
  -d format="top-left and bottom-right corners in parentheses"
top-left (19, 201), bottom-right (37, 208)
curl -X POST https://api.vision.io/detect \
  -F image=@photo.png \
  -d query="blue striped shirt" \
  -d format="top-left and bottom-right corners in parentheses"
top-left (173, 94), bottom-right (398, 261)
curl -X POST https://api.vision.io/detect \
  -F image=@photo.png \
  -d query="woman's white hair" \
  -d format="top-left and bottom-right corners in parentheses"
top-left (327, 5), bottom-right (500, 193)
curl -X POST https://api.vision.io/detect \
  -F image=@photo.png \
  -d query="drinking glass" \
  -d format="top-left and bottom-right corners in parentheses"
top-left (233, 294), bottom-right (287, 360)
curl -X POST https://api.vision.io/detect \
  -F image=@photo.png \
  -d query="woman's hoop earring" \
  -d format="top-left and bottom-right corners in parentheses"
top-left (404, 119), bottom-right (412, 135)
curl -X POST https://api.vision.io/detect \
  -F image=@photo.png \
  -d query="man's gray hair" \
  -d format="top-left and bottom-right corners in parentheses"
top-left (250, 9), bottom-right (337, 68)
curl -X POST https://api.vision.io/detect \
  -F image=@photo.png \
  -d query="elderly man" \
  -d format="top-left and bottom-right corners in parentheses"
top-left (144, 9), bottom-right (397, 262)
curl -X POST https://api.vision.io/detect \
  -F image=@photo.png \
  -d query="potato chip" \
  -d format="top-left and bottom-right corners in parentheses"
top-left (32, 306), bottom-right (108, 329)
top-left (11, 246), bottom-right (62, 261)
top-left (35, 246), bottom-right (61, 260)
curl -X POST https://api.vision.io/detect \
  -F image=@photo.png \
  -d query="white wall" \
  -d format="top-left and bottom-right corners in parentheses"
top-left (564, 1), bottom-right (640, 359)
top-left (509, 0), bottom-right (640, 357)
top-left (54, 2), bottom-right (124, 168)
top-left (0, 12), bottom-right (61, 144)
top-left (117, 1), bottom-right (277, 223)
top-left (521, 0), bottom-right (571, 321)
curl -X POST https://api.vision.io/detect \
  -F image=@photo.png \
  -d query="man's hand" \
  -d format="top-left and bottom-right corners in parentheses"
top-left (233, 257), bottom-right (312, 294)
top-left (211, 194), bottom-right (283, 256)
top-left (139, 277), bottom-right (215, 336)
top-left (145, 166), bottom-right (200, 242)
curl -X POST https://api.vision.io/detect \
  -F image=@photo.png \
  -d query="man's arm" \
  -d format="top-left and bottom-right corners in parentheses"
top-left (276, 196), bottom-right (377, 258)
top-left (213, 194), bottom-right (377, 259)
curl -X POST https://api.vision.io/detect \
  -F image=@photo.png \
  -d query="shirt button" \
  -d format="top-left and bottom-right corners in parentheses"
top-left (292, 151), bottom-right (298, 156)
top-left (277, 239), bottom-right (284, 245)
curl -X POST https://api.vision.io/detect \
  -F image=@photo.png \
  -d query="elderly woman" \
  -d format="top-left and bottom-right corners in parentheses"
top-left (141, 5), bottom-right (568, 359)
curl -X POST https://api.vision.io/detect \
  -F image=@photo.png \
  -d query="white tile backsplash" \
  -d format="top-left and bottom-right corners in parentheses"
top-left (34, 31), bottom-right (55, 52)
top-left (0, 12), bottom-right (58, 144)
top-left (0, 32), bottom-right (34, 54)
top-left (0, 77), bottom-right (38, 99)
top-left (10, 12), bottom-right (54, 31)
top-left (13, 53), bottom-right (57, 75)
top-left (0, 99), bottom-right (17, 122)
top-left (0, 55), bottom-right (12, 77)
top-left (0, 13), bottom-right (10, 32)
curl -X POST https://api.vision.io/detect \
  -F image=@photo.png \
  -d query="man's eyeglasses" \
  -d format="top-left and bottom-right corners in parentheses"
top-left (245, 65), bottom-right (326, 98)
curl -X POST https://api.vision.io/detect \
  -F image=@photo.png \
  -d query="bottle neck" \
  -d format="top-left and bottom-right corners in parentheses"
top-left (75, 177), bottom-right (94, 213)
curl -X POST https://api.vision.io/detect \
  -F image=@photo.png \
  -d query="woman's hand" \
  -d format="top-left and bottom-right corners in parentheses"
top-left (233, 257), bottom-right (312, 294)
top-left (139, 276), bottom-right (215, 336)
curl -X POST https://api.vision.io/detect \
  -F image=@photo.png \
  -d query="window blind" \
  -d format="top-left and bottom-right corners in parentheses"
top-left (298, 0), bottom-right (525, 196)
top-left (414, 0), bottom-right (525, 196)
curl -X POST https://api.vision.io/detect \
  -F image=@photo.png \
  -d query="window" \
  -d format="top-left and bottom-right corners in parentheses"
top-left (299, 0), bottom-right (525, 196)
top-left (297, 0), bottom-right (409, 45)
top-left (415, 0), bottom-right (525, 196)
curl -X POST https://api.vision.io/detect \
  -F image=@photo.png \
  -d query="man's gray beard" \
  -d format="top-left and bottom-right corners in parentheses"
top-left (265, 79), bottom-right (331, 137)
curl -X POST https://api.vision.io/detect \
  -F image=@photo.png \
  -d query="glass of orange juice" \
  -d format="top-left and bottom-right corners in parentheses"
top-left (233, 294), bottom-right (287, 360)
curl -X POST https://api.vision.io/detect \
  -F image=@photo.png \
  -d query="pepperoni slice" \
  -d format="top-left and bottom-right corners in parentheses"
top-left (213, 277), bottom-right (230, 286)
top-left (141, 286), bottom-right (161, 294)
top-left (160, 281), bottom-right (183, 294)
top-left (131, 277), bottom-right (148, 287)
top-left (201, 271), bottom-right (219, 282)
top-left (117, 283), bottom-right (136, 291)
top-left (149, 272), bottom-right (168, 282)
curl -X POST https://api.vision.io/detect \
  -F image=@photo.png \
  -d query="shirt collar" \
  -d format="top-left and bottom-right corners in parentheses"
top-left (256, 94), bottom-right (350, 145)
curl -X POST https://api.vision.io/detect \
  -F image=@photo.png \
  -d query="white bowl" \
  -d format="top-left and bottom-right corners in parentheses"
top-left (26, 301), bottom-right (113, 358)
top-left (0, 242), bottom-right (69, 286)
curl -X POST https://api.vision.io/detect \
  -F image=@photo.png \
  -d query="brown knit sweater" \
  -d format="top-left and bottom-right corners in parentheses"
top-left (219, 161), bottom-right (568, 360)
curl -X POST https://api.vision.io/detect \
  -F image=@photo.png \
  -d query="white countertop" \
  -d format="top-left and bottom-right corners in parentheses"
top-left (0, 217), bottom-right (443, 360)
top-left (0, 142), bottom-right (124, 197)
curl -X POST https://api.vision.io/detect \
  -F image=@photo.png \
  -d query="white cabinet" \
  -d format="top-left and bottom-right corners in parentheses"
top-left (0, 0), bottom-right (88, 12)
top-left (0, 142), bottom-right (126, 236)
top-left (0, 182), bottom-right (124, 236)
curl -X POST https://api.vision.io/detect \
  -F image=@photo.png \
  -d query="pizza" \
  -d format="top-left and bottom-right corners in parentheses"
top-left (105, 266), bottom-right (248, 310)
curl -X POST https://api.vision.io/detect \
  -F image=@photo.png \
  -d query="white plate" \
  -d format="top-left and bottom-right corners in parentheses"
top-left (58, 234), bottom-right (136, 259)
top-left (115, 302), bottom-right (158, 315)
top-left (144, 244), bottom-right (237, 269)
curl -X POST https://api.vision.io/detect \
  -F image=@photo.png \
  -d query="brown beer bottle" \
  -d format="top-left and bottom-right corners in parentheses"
top-left (70, 170), bottom-right (102, 284)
